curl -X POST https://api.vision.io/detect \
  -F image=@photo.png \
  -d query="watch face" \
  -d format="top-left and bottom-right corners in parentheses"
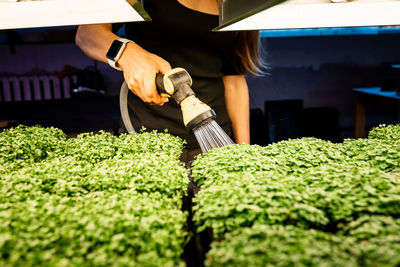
top-left (106, 40), bottom-right (123, 61)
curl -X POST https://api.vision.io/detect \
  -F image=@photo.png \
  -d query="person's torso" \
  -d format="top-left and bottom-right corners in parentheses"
top-left (124, 0), bottom-right (239, 148)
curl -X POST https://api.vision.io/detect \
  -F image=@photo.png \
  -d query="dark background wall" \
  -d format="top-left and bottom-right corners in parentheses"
top-left (247, 34), bottom-right (400, 140)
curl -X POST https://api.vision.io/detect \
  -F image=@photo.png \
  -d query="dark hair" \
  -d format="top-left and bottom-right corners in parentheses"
top-left (215, 1), bottom-right (266, 76)
top-left (234, 30), bottom-right (266, 76)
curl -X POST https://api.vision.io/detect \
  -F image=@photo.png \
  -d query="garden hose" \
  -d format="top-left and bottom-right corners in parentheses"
top-left (119, 81), bottom-right (136, 133)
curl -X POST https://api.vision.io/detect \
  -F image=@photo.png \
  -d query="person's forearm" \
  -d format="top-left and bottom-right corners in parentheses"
top-left (75, 24), bottom-right (171, 105)
top-left (75, 24), bottom-right (120, 64)
top-left (223, 75), bottom-right (250, 144)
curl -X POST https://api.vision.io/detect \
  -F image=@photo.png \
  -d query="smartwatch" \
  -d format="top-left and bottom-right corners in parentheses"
top-left (106, 38), bottom-right (133, 71)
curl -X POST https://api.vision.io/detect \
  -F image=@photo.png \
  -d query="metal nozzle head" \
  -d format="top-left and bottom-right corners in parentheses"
top-left (186, 109), bottom-right (216, 131)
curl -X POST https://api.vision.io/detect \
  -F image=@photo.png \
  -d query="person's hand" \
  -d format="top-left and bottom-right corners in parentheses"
top-left (117, 42), bottom-right (171, 106)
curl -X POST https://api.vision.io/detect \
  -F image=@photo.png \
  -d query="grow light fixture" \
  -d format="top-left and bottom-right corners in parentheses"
top-left (0, 0), bottom-right (150, 30)
top-left (215, 0), bottom-right (400, 31)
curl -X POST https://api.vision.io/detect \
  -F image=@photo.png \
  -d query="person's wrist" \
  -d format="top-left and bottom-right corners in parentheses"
top-left (115, 42), bottom-right (133, 70)
top-left (119, 42), bottom-right (146, 70)
top-left (106, 38), bottom-right (133, 71)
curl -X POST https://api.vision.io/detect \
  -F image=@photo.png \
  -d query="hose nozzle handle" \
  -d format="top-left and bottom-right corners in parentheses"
top-left (156, 67), bottom-right (215, 130)
top-left (155, 73), bottom-right (170, 98)
top-left (156, 68), bottom-right (195, 104)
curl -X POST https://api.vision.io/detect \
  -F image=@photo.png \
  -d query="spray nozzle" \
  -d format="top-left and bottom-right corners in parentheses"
top-left (156, 68), bottom-right (193, 104)
top-left (156, 68), bottom-right (215, 131)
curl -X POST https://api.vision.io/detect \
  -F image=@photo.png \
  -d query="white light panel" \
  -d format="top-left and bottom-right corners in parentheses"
top-left (218, 0), bottom-right (400, 31)
top-left (0, 0), bottom-right (149, 30)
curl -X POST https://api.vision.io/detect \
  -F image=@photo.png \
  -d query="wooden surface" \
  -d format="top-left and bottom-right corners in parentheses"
top-left (0, 120), bottom-right (8, 128)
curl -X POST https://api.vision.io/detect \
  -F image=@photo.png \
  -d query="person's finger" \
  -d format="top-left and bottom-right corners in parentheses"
top-left (153, 58), bottom-right (171, 105)
top-left (146, 71), bottom-right (170, 105)
top-left (122, 53), bottom-right (170, 105)
top-left (153, 88), bottom-right (169, 105)
top-left (127, 73), bottom-right (163, 105)
top-left (130, 84), bottom-right (146, 102)
top-left (142, 74), bottom-right (164, 105)
top-left (155, 56), bottom-right (172, 74)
